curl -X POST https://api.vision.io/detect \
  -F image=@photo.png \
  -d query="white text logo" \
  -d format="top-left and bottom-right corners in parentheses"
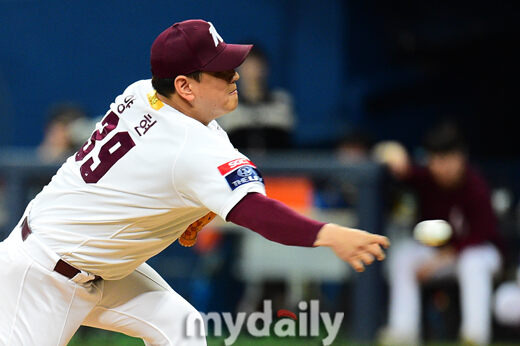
top-left (208, 22), bottom-right (223, 47)
top-left (185, 300), bottom-right (344, 345)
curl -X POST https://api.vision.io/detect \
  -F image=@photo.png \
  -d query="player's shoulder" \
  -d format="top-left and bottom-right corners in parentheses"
top-left (173, 120), bottom-right (237, 169)
top-left (464, 165), bottom-right (491, 194)
top-left (115, 79), bottom-right (184, 122)
top-left (117, 79), bottom-right (157, 105)
top-left (109, 79), bottom-right (153, 113)
top-left (122, 79), bottom-right (153, 95)
top-left (182, 119), bottom-right (232, 150)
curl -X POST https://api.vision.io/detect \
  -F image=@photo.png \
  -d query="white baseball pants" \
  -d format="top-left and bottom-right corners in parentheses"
top-left (0, 222), bottom-right (206, 346)
top-left (386, 239), bottom-right (501, 345)
top-left (494, 278), bottom-right (520, 326)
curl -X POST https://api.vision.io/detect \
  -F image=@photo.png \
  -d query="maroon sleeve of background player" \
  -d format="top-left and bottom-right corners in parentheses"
top-left (454, 169), bottom-right (504, 253)
top-left (403, 165), bottom-right (431, 190)
top-left (226, 193), bottom-right (325, 247)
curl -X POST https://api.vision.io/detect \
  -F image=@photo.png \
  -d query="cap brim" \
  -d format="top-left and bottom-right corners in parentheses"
top-left (201, 44), bottom-right (253, 72)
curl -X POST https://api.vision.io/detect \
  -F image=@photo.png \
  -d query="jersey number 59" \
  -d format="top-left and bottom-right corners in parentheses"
top-left (75, 111), bottom-right (135, 183)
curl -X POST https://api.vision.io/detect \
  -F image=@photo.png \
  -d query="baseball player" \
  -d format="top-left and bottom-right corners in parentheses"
top-left (376, 125), bottom-right (503, 345)
top-left (0, 19), bottom-right (389, 346)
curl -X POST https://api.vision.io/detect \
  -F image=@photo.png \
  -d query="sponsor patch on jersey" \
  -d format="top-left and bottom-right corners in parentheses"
top-left (147, 91), bottom-right (164, 110)
top-left (218, 158), bottom-right (256, 175)
top-left (218, 159), bottom-right (264, 190)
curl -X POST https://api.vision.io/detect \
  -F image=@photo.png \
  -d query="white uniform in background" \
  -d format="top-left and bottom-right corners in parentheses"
top-left (494, 266), bottom-right (520, 326)
top-left (384, 239), bottom-right (501, 345)
top-left (0, 79), bottom-right (265, 345)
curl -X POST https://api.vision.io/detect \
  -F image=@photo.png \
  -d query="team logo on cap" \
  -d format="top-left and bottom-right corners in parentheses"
top-left (208, 22), bottom-right (223, 47)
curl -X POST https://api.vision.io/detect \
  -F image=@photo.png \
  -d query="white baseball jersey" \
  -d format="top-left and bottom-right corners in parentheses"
top-left (28, 79), bottom-right (266, 280)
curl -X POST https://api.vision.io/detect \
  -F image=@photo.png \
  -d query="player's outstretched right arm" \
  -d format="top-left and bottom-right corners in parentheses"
top-left (226, 193), bottom-right (390, 272)
top-left (313, 224), bottom-right (390, 272)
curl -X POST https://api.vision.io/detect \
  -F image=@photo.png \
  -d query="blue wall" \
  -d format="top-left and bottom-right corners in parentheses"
top-left (0, 0), bottom-right (348, 148)
top-left (1, 1), bottom-right (515, 157)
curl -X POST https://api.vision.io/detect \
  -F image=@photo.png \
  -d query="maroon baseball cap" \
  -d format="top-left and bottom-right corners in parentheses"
top-left (151, 19), bottom-right (252, 78)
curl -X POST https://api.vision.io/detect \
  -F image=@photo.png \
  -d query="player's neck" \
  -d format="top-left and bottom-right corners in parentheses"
top-left (156, 93), bottom-right (211, 126)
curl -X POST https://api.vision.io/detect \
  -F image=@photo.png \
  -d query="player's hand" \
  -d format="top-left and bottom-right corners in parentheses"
top-left (313, 223), bottom-right (390, 272)
top-left (372, 141), bottom-right (410, 179)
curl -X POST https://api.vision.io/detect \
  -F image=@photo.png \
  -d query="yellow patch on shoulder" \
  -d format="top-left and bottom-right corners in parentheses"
top-left (147, 91), bottom-right (164, 110)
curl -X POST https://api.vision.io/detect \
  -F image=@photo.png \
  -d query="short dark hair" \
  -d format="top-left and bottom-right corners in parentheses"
top-left (423, 121), bottom-right (467, 154)
top-left (152, 71), bottom-right (201, 97)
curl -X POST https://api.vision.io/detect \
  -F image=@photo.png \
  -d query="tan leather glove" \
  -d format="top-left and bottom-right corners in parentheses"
top-left (178, 212), bottom-right (217, 247)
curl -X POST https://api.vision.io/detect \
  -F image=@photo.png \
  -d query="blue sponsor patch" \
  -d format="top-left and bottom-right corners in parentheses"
top-left (225, 165), bottom-right (264, 190)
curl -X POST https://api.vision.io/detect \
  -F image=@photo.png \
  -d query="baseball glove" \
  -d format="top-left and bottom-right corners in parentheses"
top-left (178, 212), bottom-right (217, 247)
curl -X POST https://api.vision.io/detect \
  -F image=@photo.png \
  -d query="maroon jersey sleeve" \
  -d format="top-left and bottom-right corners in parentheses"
top-left (455, 170), bottom-right (503, 252)
top-left (402, 165), bottom-right (431, 191)
top-left (226, 193), bottom-right (325, 247)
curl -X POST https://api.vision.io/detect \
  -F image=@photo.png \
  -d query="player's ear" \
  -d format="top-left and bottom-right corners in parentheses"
top-left (174, 75), bottom-right (195, 102)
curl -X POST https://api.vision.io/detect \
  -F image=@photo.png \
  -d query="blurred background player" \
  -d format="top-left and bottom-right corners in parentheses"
top-left (37, 103), bottom-right (91, 163)
top-left (314, 129), bottom-right (375, 210)
top-left (0, 104), bottom-right (90, 229)
top-left (375, 121), bottom-right (503, 345)
top-left (217, 45), bottom-right (295, 153)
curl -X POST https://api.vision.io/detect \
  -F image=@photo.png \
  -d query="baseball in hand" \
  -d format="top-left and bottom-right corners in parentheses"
top-left (413, 220), bottom-right (452, 246)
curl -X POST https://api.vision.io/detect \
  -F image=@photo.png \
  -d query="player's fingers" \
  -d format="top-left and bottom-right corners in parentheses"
top-left (348, 258), bottom-right (365, 272)
top-left (370, 234), bottom-right (390, 248)
top-left (358, 252), bottom-right (375, 266)
top-left (368, 243), bottom-right (386, 261)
